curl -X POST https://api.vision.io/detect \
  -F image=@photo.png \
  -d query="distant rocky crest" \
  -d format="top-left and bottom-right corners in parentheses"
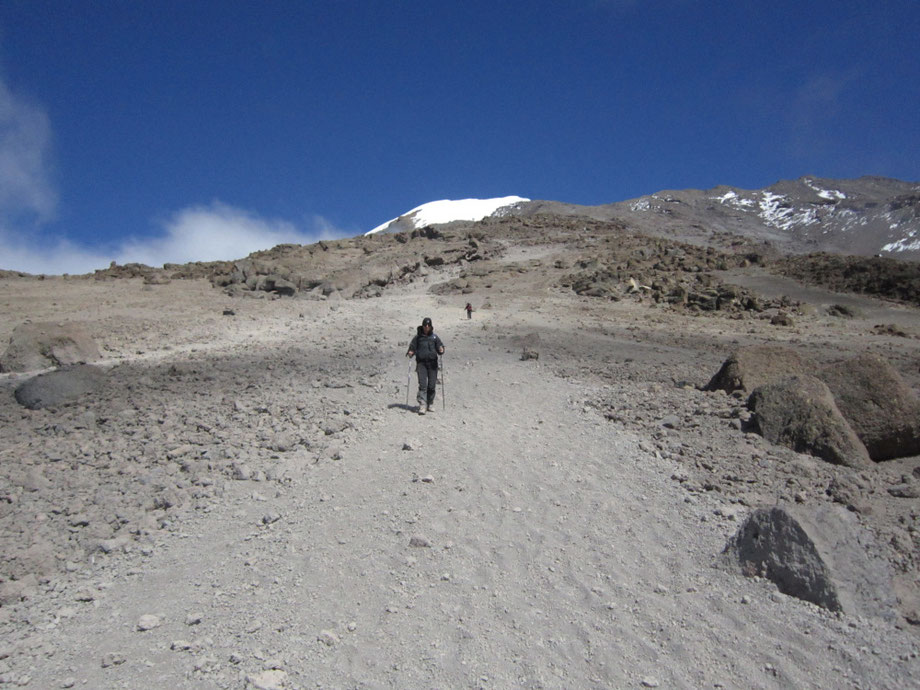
top-left (20, 176), bottom-right (919, 310)
top-left (509, 176), bottom-right (920, 261)
top-left (84, 196), bottom-right (920, 310)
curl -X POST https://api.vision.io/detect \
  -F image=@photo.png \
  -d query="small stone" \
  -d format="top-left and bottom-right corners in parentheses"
top-left (61, 679), bottom-right (76, 689)
top-left (231, 463), bottom-right (251, 480)
top-left (194, 654), bottom-right (219, 672)
top-left (185, 613), bottom-right (203, 626)
top-left (100, 652), bottom-right (126, 668)
top-left (170, 640), bottom-right (192, 651)
top-left (262, 512), bottom-right (281, 525)
top-left (317, 630), bottom-right (340, 646)
top-left (137, 614), bottom-right (161, 631)
top-left (409, 535), bottom-right (431, 548)
top-left (888, 483), bottom-right (920, 498)
top-left (641, 677), bottom-right (660, 688)
top-left (246, 669), bottom-right (288, 690)
top-left (420, 475), bottom-right (434, 483)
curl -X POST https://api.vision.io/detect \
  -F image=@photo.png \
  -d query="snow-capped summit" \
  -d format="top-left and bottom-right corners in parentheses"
top-left (366, 196), bottom-right (529, 235)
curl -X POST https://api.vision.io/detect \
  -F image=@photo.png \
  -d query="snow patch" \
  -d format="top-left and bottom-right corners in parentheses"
top-left (366, 196), bottom-right (529, 235)
top-left (758, 192), bottom-right (819, 231)
top-left (882, 230), bottom-right (920, 253)
top-left (759, 192), bottom-right (795, 229)
top-left (803, 178), bottom-right (846, 201)
top-left (712, 190), bottom-right (755, 208)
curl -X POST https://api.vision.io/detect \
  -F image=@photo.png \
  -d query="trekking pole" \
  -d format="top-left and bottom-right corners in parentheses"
top-left (406, 358), bottom-right (412, 406)
top-left (440, 355), bottom-right (446, 410)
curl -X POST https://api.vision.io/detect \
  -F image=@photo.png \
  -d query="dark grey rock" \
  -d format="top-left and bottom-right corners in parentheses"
top-left (13, 364), bottom-right (106, 410)
top-left (721, 505), bottom-right (897, 620)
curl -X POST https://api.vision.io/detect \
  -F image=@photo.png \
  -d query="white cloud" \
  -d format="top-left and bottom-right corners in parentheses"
top-left (0, 201), bottom-right (345, 275)
top-left (0, 73), bottom-right (346, 275)
top-left (0, 76), bottom-right (57, 222)
top-left (116, 202), bottom-right (332, 267)
top-left (0, 230), bottom-right (109, 275)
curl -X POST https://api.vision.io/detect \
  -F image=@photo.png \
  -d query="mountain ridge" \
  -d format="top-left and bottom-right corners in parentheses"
top-left (369, 176), bottom-right (920, 260)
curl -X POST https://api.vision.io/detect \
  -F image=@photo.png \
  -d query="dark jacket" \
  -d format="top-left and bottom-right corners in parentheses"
top-left (409, 329), bottom-right (444, 362)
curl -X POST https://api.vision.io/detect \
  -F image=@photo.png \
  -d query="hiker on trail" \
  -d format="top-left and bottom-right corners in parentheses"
top-left (465, 302), bottom-right (473, 319)
top-left (406, 316), bottom-right (445, 415)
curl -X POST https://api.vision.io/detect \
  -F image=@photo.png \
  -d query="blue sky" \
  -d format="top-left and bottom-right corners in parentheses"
top-left (0, 0), bottom-right (917, 274)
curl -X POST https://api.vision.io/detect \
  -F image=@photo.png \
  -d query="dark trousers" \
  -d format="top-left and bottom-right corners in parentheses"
top-left (416, 359), bottom-right (438, 406)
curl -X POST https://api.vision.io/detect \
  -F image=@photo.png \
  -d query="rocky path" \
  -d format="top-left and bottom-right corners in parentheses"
top-left (2, 289), bottom-right (918, 689)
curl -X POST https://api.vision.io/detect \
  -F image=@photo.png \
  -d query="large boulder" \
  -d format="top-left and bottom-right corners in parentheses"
top-left (13, 364), bottom-right (107, 410)
top-left (817, 352), bottom-right (920, 461)
top-left (0, 321), bottom-right (101, 373)
top-left (747, 375), bottom-right (871, 468)
top-left (254, 274), bottom-right (297, 296)
top-left (705, 345), bottom-right (812, 393)
top-left (721, 505), bottom-right (897, 621)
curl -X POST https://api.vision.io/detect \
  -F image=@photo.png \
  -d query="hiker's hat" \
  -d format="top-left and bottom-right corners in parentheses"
top-left (422, 317), bottom-right (432, 327)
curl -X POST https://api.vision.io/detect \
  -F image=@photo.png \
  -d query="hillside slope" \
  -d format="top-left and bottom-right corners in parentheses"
top-left (1, 241), bottom-right (919, 686)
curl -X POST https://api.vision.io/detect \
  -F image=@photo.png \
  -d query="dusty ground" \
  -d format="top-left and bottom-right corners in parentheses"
top-left (0, 252), bottom-right (919, 688)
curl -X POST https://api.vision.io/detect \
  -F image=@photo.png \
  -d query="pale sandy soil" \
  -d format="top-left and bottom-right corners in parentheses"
top-left (0, 272), bottom-right (918, 689)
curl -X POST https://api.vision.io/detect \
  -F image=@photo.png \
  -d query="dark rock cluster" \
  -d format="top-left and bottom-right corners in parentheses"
top-left (207, 231), bottom-right (495, 299)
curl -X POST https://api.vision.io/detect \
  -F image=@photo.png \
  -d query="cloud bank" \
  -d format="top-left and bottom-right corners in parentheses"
top-left (1, 202), bottom-right (342, 275)
top-left (0, 76), bottom-right (57, 223)
top-left (0, 74), bottom-right (344, 275)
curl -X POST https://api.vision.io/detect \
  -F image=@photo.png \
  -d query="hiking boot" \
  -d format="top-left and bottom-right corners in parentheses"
top-left (417, 406), bottom-right (426, 415)
top-left (426, 405), bottom-right (434, 413)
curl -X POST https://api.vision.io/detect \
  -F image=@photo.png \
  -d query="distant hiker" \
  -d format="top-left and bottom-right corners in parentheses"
top-left (465, 302), bottom-right (473, 319)
top-left (406, 316), bottom-right (445, 415)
